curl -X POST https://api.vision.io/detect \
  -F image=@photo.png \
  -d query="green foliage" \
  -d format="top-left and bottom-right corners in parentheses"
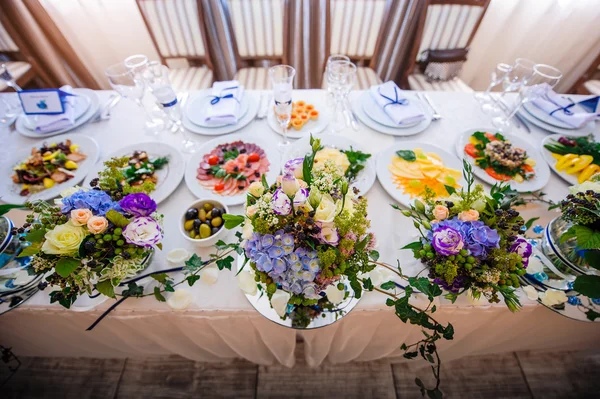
top-left (362, 277), bottom-right (374, 290)
top-left (186, 275), bottom-right (201, 286)
top-left (216, 255), bottom-right (234, 270)
top-left (584, 251), bottom-right (600, 269)
top-left (573, 275), bottom-right (600, 298)
top-left (561, 225), bottom-right (600, 250)
top-left (151, 273), bottom-right (169, 284)
top-left (524, 217), bottom-right (540, 231)
top-left (96, 279), bottom-right (115, 298)
top-left (153, 286), bottom-right (166, 302)
top-left (341, 147), bottom-right (371, 182)
top-left (183, 254), bottom-right (204, 273)
top-left (408, 277), bottom-right (442, 302)
top-left (396, 150), bottom-right (416, 162)
top-left (402, 241), bottom-right (423, 250)
top-left (106, 210), bottom-right (130, 228)
top-left (380, 281), bottom-right (396, 290)
top-left (222, 214), bottom-right (245, 229)
top-left (0, 204), bottom-right (25, 216)
top-left (25, 229), bottom-right (46, 243)
top-left (369, 250), bottom-right (379, 261)
top-left (122, 282), bottom-right (143, 298)
top-left (55, 258), bottom-right (80, 278)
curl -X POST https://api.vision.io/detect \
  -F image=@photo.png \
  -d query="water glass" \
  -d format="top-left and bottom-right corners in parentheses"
top-left (476, 63), bottom-right (512, 112)
top-left (327, 60), bottom-right (356, 134)
top-left (326, 54), bottom-right (350, 106)
top-left (269, 65), bottom-right (296, 153)
top-left (0, 94), bottom-right (21, 130)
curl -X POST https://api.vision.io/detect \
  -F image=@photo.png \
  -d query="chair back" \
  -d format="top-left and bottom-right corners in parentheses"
top-left (0, 19), bottom-right (21, 61)
top-left (136, 0), bottom-right (213, 69)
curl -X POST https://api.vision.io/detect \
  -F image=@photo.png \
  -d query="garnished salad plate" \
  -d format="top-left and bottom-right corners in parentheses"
top-left (283, 136), bottom-right (376, 194)
top-left (185, 133), bottom-right (280, 205)
top-left (267, 99), bottom-right (329, 138)
top-left (541, 134), bottom-right (599, 185)
top-left (84, 142), bottom-right (184, 204)
top-left (377, 142), bottom-right (464, 208)
top-left (1, 134), bottom-right (98, 204)
top-left (456, 128), bottom-right (550, 192)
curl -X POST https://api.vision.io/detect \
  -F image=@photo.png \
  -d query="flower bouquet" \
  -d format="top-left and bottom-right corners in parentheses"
top-left (236, 136), bottom-right (376, 326)
top-left (19, 185), bottom-right (163, 308)
top-left (399, 162), bottom-right (531, 310)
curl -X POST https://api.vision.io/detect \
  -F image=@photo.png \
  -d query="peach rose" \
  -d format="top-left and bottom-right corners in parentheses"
top-left (87, 216), bottom-right (108, 234)
top-left (70, 209), bottom-right (93, 226)
top-left (433, 205), bottom-right (449, 221)
top-left (458, 209), bottom-right (480, 222)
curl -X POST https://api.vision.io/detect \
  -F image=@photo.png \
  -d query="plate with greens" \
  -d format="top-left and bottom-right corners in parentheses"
top-left (84, 142), bottom-right (184, 204)
top-left (283, 136), bottom-right (375, 194)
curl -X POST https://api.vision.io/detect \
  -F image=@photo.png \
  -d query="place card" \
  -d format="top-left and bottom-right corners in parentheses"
top-left (17, 89), bottom-right (74, 115)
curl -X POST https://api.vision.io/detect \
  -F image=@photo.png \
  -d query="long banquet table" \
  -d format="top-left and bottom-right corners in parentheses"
top-left (1, 89), bottom-right (599, 367)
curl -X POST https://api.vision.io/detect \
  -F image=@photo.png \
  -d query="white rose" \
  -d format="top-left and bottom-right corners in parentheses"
top-left (522, 285), bottom-right (539, 301)
top-left (248, 181), bottom-right (265, 197)
top-left (167, 289), bottom-right (193, 310)
top-left (246, 204), bottom-right (258, 218)
top-left (270, 289), bottom-right (291, 317)
top-left (343, 193), bottom-right (355, 214)
top-left (539, 289), bottom-right (568, 307)
top-left (166, 248), bottom-right (191, 264)
top-left (242, 219), bottom-right (254, 240)
top-left (281, 174), bottom-right (300, 197)
top-left (325, 284), bottom-right (345, 305)
top-left (200, 264), bottom-right (219, 285)
top-left (314, 194), bottom-right (340, 223)
top-left (471, 198), bottom-right (487, 212)
top-left (238, 270), bottom-right (257, 296)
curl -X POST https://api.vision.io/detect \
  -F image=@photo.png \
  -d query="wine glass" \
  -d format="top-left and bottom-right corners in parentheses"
top-left (269, 65), bottom-right (296, 153)
top-left (0, 64), bottom-right (22, 92)
top-left (105, 61), bottom-right (164, 135)
top-left (492, 64), bottom-right (562, 133)
top-left (327, 60), bottom-right (356, 134)
top-left (476, 63), bottom-right (512, 113)
top-left (325, 54), bottom-right (350, 107)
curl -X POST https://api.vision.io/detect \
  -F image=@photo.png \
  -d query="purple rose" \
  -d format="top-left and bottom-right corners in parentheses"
top-left (283, 157), bottom-right (305, 179)
top-left (510, 237), bottom-right (533, 268)
top-left (122, 216), bottom-right (162, 248)
top-left (119, 193), bottom-right (157, 217)
top-left (432, 226), bottom-right (464, 256)
top-left (271, 188), bottom-right (291, 215)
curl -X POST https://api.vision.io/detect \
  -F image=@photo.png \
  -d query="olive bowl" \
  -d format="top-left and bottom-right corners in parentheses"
top-left (179, 199), bottom-right (229, 248)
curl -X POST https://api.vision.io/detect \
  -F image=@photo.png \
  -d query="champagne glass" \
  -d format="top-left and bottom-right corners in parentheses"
top-left (269, 65), bottom-right (296, 153)
top-left (105, 61), bottom-right (164, 135)
top-left (327, 60), bottom-right (356, 134)
top-left (492, 64), bottom-right (562, 133)
top-left (476, 63), bottom-right (512, 113)
top-left (0, 64), bottom-right (22, 92)
top-left (326, 54), bottom-right (350, 107)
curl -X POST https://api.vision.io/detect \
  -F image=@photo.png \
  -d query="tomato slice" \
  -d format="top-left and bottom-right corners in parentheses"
top-left (207, 155), bottom-right (219, 166)
top-left (247, 153), bottom-right (260, 162)
top-left (485, 132), bottom-right (499, 141)
top-left (484, 167), bottom-right (511, 181)
top-left (214, 183), bottom-right (225, 191)
top-left (464, 143), bottom-right (478, 158)
top-left (522, 164), bottom-right (534, 173)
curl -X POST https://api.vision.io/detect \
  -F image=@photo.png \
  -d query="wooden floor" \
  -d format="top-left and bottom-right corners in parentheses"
top-left (3, 347), bottom-right (599, 398)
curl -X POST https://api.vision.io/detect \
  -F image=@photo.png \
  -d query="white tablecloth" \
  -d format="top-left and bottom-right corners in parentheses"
top-left (1, 90), bottom-right (599, 366)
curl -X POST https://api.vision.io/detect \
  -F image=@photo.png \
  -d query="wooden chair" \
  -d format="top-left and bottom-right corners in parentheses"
top-left (404, 0), bottom-right (490, 92)
top-left (568, 51), bottom-right (600, 95)
top-left (218, 0), bottom-right (287, 89)
top-left (136, 0), bottom-right (214, 91)
top-left (0, 20), bottom-right (37, 92)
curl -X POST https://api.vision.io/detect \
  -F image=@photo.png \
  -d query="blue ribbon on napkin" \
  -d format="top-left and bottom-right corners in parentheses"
top-left (378, 86), bottom-right (408, 109)
top-left (210, 85), bottom-right (240, 105)
top-left (547, 95), bottom-right (576, 117)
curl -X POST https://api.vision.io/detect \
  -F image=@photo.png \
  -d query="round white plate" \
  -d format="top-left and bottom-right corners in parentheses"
top-left (522, 101), bottom-right (576, 129)
top-left (517, 106), bottom-right (594, 137)
top-left (16, 89), bottom-right (100, 138)
top-left (540, 134), bottom-right (580, 185)
top-left (184, 132), bottom-right (280, 206)
top-left (267, 99), bottom-right (330, 139)
top-left (360, 91), bottom-right (423, 128)
top-left (182, 92), bottom-right (259, 136)
top-left (455, 128), bottom-right (551, 192)
top-left (83, 142), bottom-right (185, 205)
top-left (23, 95), bottom-right (91, 130)
top-left (185, 90), bottom-right (250, 127)
top-left (352, 94), bottom-right (432, 136)
top-left (1, 134), bottom-right (99, 204)
top-left (283, 135), bottom-right (376, 195)
top-left (377, 142), bottom-right (465, 208)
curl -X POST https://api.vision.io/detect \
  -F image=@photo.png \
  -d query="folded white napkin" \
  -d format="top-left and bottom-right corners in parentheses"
top-left (34, 85), bottom-right (76, 133)
top-left (532, 83), bottom-right (598, 128)
top-left (204, 80), bottom-right (244, 126)
top-left (369, 81), bottom-right (425, 126)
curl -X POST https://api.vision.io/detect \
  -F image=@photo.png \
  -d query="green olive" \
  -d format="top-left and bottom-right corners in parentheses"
top-left (203, 202), bottom-right (214, 212)
top-left (184, 220), bottom-right (194, 231)
top-left (211, 216), bottom-right (222, 227)
top-left (198, 208), bottom-right (206, 222)
top-left (199, 224), bottom-right (211, 239)
top-left (189, 230), bottom-right (196, 239)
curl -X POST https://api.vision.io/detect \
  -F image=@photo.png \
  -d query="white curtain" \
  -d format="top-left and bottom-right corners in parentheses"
top-left (461, 0), bottom-right (600, 93)
top-left (40, 0), bottom-right (160, 89)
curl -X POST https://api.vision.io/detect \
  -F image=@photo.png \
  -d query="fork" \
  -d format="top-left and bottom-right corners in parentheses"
top-left (418, 93), bottom-right (442, 121)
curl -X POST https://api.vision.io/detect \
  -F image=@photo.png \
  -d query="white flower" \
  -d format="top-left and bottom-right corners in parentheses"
top-left (343, 193), bottom-right (355, 214)
top-left (242, 219), bottom-right (254, 240)
top-left (471, 198), bottom-right (487, 213)
top-left (246, 204), bottom-right (258, 218)
top-left (466, 289), bottom-right (488, 306)
top-left (281, 174), bottom-right (300, 197)
top-left (271, 289), bottom-right (291, 317)
top-left (522, 285), bottom-right (539, 301)
top-left (248, 181), bottom-right (265, 197)
top-left (200, 264), bottom-right (219, 285)
top-left (167, 289), bottom-right (193, 310)
top-left (314, 194), bottom-right (340, 223)
top-left (238, 270), bottom-right (257, 296)
top-left (569, 180), bottom-right (600, 194)
top-left (166, 248), bottom-right (190, 264)
top-left (539, 289), bottom-right (568, 307)
top-left (325, 284), bottom-right (345, 305)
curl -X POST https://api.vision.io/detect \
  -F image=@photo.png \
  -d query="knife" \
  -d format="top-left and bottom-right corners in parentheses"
top-left (343, 99), bottom-right (359, 130)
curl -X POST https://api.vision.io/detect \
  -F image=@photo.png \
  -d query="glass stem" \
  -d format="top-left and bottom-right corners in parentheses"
top-left (505, 95), bottom-right (525, 122)
top-left (483, 82), bottom-right (496, 97)
top-left (135, 99), bottom-right (155, 122)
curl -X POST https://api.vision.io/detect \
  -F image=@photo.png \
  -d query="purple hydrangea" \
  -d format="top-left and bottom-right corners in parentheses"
top-left (61, 189), bottom-right (121, 216)
top-left (119, 193), bottom-right (157, 217)
top-left (430, 218), bottom-right (500, 259)
top-left (510, 237), bottom-right (533, 268)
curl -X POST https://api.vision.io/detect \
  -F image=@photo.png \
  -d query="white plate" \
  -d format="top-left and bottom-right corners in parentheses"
top-left (1, 134), bottom-right (99, 204)
top-left (283, 135), bottom-right (376, 195)
top-left (522, 101), bottom-right (576, 129)
top-left (267, 99), bottom-right (330, 139)
top-left (540, 134), bottom-right (585, 185)
top-left (185, 90), bottom-right (250, 127)
top-left (376, 142), bottom-right (465, 208)
top-left (182, 92), bottom-right (259, 136)
top-left (360, 91), bottom-right (423, 128)
top-left (455, 127), bottom-right (551, 192)
top-left (83, 142), bottom-right (185, 205)
top-left (16, 89), bottom-right (100, 138)
top-left (23, 95), bottom-right (91, 130)
top-left (184, 132), bottom-right (280, 206)
top-left (352, 93), bottom-right (432, 136)
top-left (517, 106), bottom-right (595, 137)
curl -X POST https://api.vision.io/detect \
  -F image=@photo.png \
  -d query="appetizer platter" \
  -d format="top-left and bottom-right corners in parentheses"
top-left (267, 99), bottom-right (329, 138)
top-left (541, 134), bottom-right (600, 185)
top-left (456, 128), bottom-right (550, 192)
top-left (185, 133), bottom-right (280, 205)
top-left (84, 142), bottom-right (184, 204)
top-left (283, 136), bottom-right (376, 194)
top-left (1, 134), bottom-right (98, 204)
top-left (377, 142), bottom-right (464, 208)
